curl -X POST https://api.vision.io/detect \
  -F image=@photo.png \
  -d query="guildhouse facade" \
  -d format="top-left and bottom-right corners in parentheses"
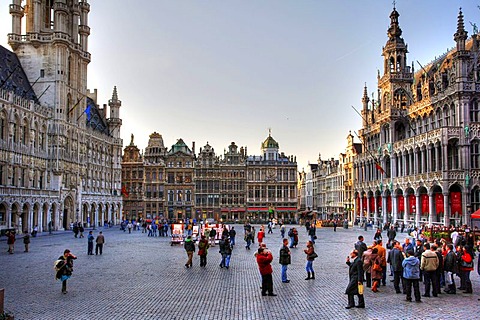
top-left (353, 6), bottom-right (480, 227)
top-left (0, 0), bottom-right (123, 233)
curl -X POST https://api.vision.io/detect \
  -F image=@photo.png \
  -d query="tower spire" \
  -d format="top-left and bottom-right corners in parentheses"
top-left (454, 8), bottom-right (468, 51)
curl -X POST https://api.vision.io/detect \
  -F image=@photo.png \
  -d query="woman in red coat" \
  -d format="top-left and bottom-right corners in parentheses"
top-left (256, 247), bottom-right (276, 296)
top-left (257, 228), bottom-right (265, 246)
top-left (457, 245), bottom-right (474, 293)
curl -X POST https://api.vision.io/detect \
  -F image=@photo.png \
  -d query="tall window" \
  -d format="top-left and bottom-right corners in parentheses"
top-left (471, 140), bottom-right (480, 169)
top-left (447, 140), bottom-right (459, 169)
top-left (0, 112), bottom-right (6, 140)
top-left (470, 99), bottom-right (479, 122)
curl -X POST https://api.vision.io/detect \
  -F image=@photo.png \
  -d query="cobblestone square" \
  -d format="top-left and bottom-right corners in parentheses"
top-left (1, 225), bottom-right (479, 320)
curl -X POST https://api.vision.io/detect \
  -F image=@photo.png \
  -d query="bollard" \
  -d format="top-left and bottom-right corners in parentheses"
top-left (0, 288), bottom-right (4, 314)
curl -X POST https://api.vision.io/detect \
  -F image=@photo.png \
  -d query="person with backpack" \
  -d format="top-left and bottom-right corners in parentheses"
top-left (219, 237), bottom-right (232, 269)
top-left (184, 235), bottom-right (195, 268)
top-left (198, 235), bottom-right (209, 267)
top-left (55, 249), bottom-right (77, 294)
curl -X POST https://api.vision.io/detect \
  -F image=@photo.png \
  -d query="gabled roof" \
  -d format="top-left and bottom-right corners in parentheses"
top-left (85, 97), bottom-right (109, 135)
top-left (0, 45), bottom-right (38, 102)
top-left (169, 138), bottom-right (192, 155)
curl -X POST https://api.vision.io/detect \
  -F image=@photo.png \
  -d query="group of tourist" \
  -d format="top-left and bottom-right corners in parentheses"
top-left (345, 226), bottom-right (480, 309)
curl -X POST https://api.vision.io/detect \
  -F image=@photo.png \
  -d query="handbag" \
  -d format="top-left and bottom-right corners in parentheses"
top-left (372, 262), bottom-right (382, 272)
top-left (460, 259), bottom-right (474, 269)
top-left (308, 252), bottom-right (318, 259)
top-left (358, 283), bottom-right (364, 295)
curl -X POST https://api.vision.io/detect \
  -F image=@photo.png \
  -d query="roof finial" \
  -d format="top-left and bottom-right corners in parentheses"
top-left (393, 0), bottom-right (396, 9)
top-left (268, 127), bottom-right (272, 136)
top-left (112, 86), bottom-right (118, 101)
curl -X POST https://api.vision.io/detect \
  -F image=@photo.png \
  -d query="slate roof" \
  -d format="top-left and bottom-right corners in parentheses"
top-left (0, 45), bottom-right (38, 102)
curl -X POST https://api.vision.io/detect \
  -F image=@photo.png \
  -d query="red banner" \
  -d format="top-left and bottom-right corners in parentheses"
top-left (356, 196), bottom-right (360, 214)
top-left (450, 192), bottom-right (462, 215)
top-left (435, 193), bottom-right (444, 214)
top-left (362, 197), bottom-right (367, 212)
top-left (387, 196), bottom-right (392, 213)
top-left (421, 194), bottom-right (429, 215)
top-left (409, 195), bottom-right (416, 213)
top-left (377, 197), bottom-right (382, 212)
top-left (398, 195), bottom-right (404, 212)
top-left (369, 197), bottom-right (375, 212)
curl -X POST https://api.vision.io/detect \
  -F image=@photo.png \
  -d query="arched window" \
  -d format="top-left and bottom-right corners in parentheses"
top-left (447, 139), bottom-right (459, 169)
top-left (0, 111), bottom-right (6, 140)
top-left (471, 186), bottom-right (480, 213)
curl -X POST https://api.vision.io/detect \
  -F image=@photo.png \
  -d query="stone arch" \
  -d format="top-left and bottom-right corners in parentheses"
top-left (448, 183), bottom-right (463, 226)
top-left (63, 196), bottom-right (74, 230)
top-left (33, 202), bottom-right (41, 231)
top-left (42, 202), bottom-right (49, 232)
top-left (0, 202), bottom-right (7, 227)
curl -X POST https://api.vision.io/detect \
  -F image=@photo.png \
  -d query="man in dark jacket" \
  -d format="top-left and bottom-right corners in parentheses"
top-left (279, 238), bottom-right (291, 283)
top-left (443, 244), bottom-right (457, 294)
top-left (345, 250), bottom-right (365, 309)
top-left (390, 241), bottom-right (405, 293)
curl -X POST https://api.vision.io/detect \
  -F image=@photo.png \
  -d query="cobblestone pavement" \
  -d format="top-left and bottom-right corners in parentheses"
top-left (0, 225), bottom-right (479, 320)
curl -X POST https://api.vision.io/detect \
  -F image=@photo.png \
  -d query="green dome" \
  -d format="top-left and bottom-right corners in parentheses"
top-left (262, 134), bottom-right (279, 149)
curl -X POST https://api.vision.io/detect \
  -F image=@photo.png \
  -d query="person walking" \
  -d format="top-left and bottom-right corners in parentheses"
top-left (55, 249), bottom-right (77, 294)
top-left (345, 249), bottom-right (365, 309)
top-left (245, 230), bottom-right (253, 250)
top-left (95, 231), bottom-right (105, 255)
top-left (256, 247), bottom-right (276, 296)
top-left (402, 249), bottom-right (422, 302)
top-left (279, 238), bottom-right (291, 283)
top-left (7, 230), bottom-right (16, 254)
top-left (184, 235), bottom-right (195, 268)
top-left (304, 240), bottom-right (317, 280)
top-left (198, 235), bottom-right (209, 267)
top-left (23, 231), bottom-right (30, 252)
top-left (87, 231), bottom-right (94, 255)
top-left (78, 224), bottom-right (85, 238)
top-left (127, 221), bottom-right (133, 234)
top-left (308, 223), bottom-right (316, 244)
top-left (209, 227), bottom-right (217, 247)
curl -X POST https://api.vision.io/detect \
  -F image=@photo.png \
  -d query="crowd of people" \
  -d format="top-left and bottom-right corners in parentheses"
top-left (346, 225), bottom-right (480, 309)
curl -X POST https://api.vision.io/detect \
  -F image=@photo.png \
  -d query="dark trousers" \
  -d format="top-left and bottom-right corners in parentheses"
top-left (393, 271), bottom-right (405, 293)
top-left (365, 272), bottom-right (372, 287)
top-left (87, 242), bottom-right (94, 255)
top-left (423, 271), bottom-right (438, 296)
top-left (95, 243), bottom-right (103, 255)
top-left (261, 274), bottom-right (274, 295)
top-left (200, 255), bottom-right (207, 267)
top-left (404, 278), bottom-right (421, 301)
top-left (347, 293), bottom-right (365, 307)
top-left (62, 280), bottom-right (67, 293)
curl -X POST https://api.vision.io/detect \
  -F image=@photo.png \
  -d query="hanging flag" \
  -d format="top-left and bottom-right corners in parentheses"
top-left (121, 185), bottom-right (129, 197)
top-left (85, 104), bottom-right (92, 121)
top-left (375, 162), bottom-right (385, 174)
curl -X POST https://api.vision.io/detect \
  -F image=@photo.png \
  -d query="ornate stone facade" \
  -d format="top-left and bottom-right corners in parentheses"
top-left (354, 6), bottom-right (480, 227)
top-left (0, 0), bottom-right (122, 233)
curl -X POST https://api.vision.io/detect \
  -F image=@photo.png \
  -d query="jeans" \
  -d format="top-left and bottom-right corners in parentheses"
top-left (246, 239), bottom-right (251, 249)
top-left (230, 237), bottom-right (235, 246)
top-left (306, 260), bottom-right (314, 273)
top-left (289, 237), bottom-right (295, 248)
top-left (310, 235), bottom-right (315, 244)
top-left (225, 254), bottom-right (231, 267)
top-left (281, 264), bottom-right (288, 282)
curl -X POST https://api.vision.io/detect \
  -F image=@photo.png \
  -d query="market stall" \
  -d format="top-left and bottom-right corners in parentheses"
top-left (170, 223), bottom-right (184, 245)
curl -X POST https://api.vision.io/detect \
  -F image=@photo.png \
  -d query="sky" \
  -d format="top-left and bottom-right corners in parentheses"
top-left (1, 0), bottom-right (480, 169)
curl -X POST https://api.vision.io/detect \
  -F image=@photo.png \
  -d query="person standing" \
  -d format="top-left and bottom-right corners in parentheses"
top-left (245, 230), bottom-right (253, 250)
top-left (280, 224), bottom-right (286, 238)
top-left (198, 235), bottom-right (209, 267)
top-left (78, 224), bottom-right (85, 238)
top-left (184, 235), bottom-right (195, 268)
top-left (279, 238), bottom-right (291, 283)
top-left (229, 227), bottom-right (236, 247)
top-left (55, 249), bottom-right (77, 294)
top-left (209, 227), bottom-right (217, 247)
top-left (87, 231), bottom-right (94, 255)
top-left (127, 221), bottom-right (133, 234)
top-left (256, 247), bottom-right (276, 296)
top-left (443, 244), bottom-right (457, 294)
top-left (7, 231), bottom-right (15, 254)
top-left (354, 236), bottom-right (368, 259)
top-left (219, 237), bottom-right (232, 269)
top-left (373, 240), bottom-right (387, 286)
top-left (402, 249), bottom-right (421, 302)
top-left (95, 231), bottom-right (105, 255)
top-left (48, 220), bottom-right (53, 234)
top-left (73, 223), bottom-right (79, 238)
top-left (457, 245), bottom-right (474, 294)
top-left (333, 220), bottom-right (337, 232)
top-left (23, 232), bottom-right (30, 252)
top-left (304, 240), bottom-right (316, 280)
top-left (420, 243), bottom-right (439, 297)
top-left (390, 241), bottom-right (405, 294)
top-left (32, 225), bottom-right (38, 237)
top-left (345, 250), bottom-right (365, 309)
top-left (257, 227), bottom-right (265, 246)
top-left (267, 221), bottom-right (273, 234)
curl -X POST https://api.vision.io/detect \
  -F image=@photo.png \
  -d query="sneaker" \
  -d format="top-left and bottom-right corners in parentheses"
top-left (282, 280), bottom-right (290, 283)
top-left (268, 293), bottom-right (277, 296)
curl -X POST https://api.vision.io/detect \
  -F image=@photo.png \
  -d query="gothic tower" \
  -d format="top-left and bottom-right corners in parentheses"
top-left (107, 86), bottom-right (122, 139)
top-left (378, 5), bottom-right (413, 114)
top-left (8, 0), bottom-right (91, 123)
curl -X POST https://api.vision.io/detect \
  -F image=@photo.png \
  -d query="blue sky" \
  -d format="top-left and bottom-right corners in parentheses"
top-left (1, 0), bottom-right (480, 169)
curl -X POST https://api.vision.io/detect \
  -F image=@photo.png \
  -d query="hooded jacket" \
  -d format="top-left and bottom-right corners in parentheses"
top-left (402, 256), bottom-right (420, 279)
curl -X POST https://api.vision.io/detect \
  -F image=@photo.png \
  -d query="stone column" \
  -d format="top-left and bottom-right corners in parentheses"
top-left (374, 196), bottom-right (378, 226)
top-left (6, 205), bottom-right (12, 228)
top-left (428, 194), bottom-right (435, 226)
top-left (415, 195), bottom-right (421, 227)
top-left (382, 195), bottom-right (387, 224)
top-left (444, 193), bottom-right (450, 227)
top-left (392, 194), bottom-right (398, 224)
top-left (404, 195), bottom-right (409, 224)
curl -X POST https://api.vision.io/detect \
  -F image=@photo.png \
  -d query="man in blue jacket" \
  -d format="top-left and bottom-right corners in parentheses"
top-left (402, 249), bottom-right (421, 302)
